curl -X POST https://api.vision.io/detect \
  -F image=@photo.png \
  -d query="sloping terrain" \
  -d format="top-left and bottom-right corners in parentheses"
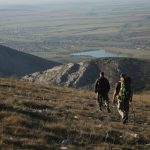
top-left (0, 78), bottom-right (150, 149)
top-left (23, 58), bottom-right (150, 91)
top-left (0, 45), bottom-right (61, 77)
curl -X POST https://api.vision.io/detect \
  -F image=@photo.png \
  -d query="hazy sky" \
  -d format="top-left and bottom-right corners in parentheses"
top-left (0, 0), bottom-right (146, 6)
top-left (0, 0), bottom-right (71, 5)
top-left (0, 0), bottom-right (76, 5)
top-left (0, 0), bottom-right (110, 5)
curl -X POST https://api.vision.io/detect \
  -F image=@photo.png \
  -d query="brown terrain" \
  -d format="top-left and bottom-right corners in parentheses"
top-left (0, 78), bottom-right (150, 149)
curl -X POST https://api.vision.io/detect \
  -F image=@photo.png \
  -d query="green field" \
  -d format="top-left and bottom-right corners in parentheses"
top-left (0, 0), bottom-right (150, 63)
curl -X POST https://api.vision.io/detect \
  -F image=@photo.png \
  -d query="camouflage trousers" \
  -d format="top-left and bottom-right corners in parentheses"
top-left (117, 99), bottom-right (129, 123)
top-left (97, 93), bottom-right (110, 112)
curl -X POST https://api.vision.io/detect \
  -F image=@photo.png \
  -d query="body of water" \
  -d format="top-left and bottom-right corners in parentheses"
top-left (71, 50), bottom-right (126, 58)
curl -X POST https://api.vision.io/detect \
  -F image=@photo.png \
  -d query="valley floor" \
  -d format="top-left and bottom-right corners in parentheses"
top-left (0, 78), bottom-right (150, 150)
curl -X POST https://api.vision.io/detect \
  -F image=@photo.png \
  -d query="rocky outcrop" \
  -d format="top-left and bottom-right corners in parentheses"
top-left (22, 58), bottom-right (150, 91)
top-left (23, 62), bottom-right (99, 88)
top-left (0, 45), bottom-right (61, 77)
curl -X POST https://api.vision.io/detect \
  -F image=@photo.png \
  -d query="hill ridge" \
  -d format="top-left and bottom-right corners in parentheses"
top-left (23, 57), bottom-right (150, 91)
top-left (0, 45), bottom-right (61, 77)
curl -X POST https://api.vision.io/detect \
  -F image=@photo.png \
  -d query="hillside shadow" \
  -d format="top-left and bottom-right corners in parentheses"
top-left (21, 101), bottom-right (53, 110)
top-left (0, 45), bottom-right (61, 77)
top-left (0, 103), bottom-right (56, 122)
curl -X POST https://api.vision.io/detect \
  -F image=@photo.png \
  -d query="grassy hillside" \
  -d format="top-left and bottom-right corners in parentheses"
top-left (0, 78), bottom-right (150, 149)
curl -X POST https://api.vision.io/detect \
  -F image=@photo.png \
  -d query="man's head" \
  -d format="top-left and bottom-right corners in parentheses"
top-left (100, 72), bottom-right (104, 78)
top-left (120, 73), bottom-right (126, 81)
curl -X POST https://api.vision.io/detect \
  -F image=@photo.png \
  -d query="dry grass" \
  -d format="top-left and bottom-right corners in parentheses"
top-left (0, 78), bottom-right (150, 150)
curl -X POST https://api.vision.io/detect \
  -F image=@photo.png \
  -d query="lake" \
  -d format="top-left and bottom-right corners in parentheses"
top-left (71, 50), bottom-right (126, 58)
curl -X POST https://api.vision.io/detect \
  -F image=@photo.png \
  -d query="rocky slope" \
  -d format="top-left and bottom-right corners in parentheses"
top-left (23, 58), bottom-right (150, 91)
top-left (0, 45), bottom-right (61, 77)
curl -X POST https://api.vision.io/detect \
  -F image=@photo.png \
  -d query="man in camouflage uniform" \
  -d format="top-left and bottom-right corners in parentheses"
top-left (95, 72), bottom-right (111, 113)
top-left (112, 74), bottom-right (132, 124)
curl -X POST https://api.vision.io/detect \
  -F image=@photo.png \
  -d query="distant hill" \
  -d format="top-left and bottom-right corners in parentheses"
top-left (23, 58), bottom-right (150, 91)
top-left (0, 45), bottom-right (61, 77)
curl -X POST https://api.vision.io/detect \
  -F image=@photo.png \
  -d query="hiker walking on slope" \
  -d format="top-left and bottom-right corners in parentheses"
top-left (95, 72), bottom-right (111, 113)
top-left (112, 73), bottom-right (133, 124)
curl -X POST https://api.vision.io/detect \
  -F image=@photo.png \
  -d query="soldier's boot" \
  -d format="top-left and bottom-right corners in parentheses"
top-left (107, 107), bottom-right (111, 113)
top-left (98, 99), bottom-right (103, 111)
top-left (105, 101), bottom-right (111, 113)
top-left (99, 103), bottom-right (102, 111)
top-left (123, 113), bottom-right (128, 124)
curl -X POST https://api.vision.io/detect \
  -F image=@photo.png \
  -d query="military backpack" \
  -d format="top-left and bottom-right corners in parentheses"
top-left (118, 77), bottom-right (131, 102)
